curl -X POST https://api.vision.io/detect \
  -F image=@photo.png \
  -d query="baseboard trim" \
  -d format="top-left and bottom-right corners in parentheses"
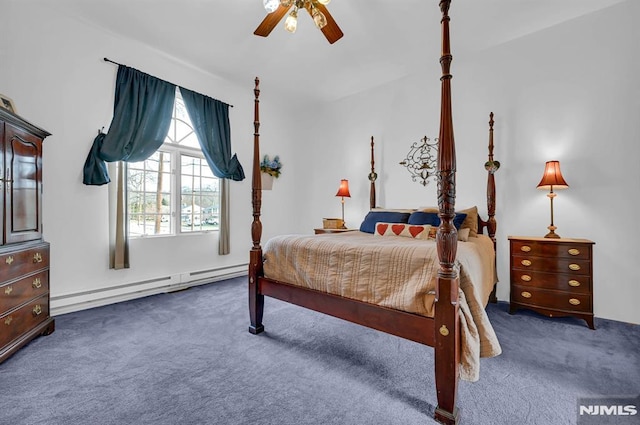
top-left (51, 264), bottom-right (248, 316)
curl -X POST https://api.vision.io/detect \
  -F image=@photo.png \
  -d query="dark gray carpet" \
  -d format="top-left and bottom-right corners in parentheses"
top-left (1, 276), bottom-right (638, 425)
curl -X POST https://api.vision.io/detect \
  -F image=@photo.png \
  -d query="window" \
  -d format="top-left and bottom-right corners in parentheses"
top-left (127, 88), bottom-right (220, 237)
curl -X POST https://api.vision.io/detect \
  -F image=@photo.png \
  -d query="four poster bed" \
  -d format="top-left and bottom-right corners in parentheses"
top-left (248, 2), bottom-right (501, 424)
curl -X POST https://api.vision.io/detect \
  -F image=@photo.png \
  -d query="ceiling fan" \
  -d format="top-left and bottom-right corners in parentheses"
top-left (255, 0), bottom-right (344, 44)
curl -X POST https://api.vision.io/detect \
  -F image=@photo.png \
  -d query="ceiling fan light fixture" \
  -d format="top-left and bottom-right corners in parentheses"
top-left (312, 8), bottom-right (327, 29)
top-left (280, 0), bottom-right (294, 7)
top-left (317, 0), bottom-right (331, 5)
top-left (284, 8), bottom-right (298, 33)
top-left (263, 0), bottom-right (280, 13)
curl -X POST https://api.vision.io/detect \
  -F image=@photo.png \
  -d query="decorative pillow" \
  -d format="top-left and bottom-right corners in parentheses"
top-left (408, 211), bottom-right (467, 229)
top-left (374, 222), bottom-right (431, 240)
top-left (417, 206), bottom-right (478, 237)
top-left (458, 206), bottom-right (479, 238)
top-left (359, 211), bottom-right (411, 234)
top-left (458, 227), bottom-right (470, 242)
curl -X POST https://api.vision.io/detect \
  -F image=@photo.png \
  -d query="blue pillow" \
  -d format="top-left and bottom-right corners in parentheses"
top-left (359, 211), bottom-right (411, 234)
top-left (408, 211), bottom-right (467, 230)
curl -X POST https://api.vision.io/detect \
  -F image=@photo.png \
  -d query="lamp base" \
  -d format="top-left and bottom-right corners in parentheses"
top-left (544, 225), bottom-right (561, 239)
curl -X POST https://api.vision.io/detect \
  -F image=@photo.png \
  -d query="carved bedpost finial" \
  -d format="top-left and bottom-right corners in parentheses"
top-left (488, 111), bottom-right (495, 156)
top-left (369, 136), bottom-right (377, 210)
top-left (440, 0), bottom-right (451, 16)
top-left (484, 112), bottom-right (499, 243)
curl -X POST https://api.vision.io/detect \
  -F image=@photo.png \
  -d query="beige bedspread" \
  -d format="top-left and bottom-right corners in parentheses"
top-left (263, 231), bottom-right (502, 382)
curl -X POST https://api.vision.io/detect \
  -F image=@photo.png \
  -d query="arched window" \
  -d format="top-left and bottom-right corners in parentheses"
top-left (127, 88), bottom-right (220, 237)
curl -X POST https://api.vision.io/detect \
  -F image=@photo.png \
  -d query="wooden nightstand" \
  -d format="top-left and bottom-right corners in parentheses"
top-left (314, 228), bottom-right (357, 235)
top-left (508, 236), bottom-right (595, 329)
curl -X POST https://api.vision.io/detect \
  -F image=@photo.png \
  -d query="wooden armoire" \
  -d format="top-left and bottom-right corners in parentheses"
top-left (0, 107), bottom-right (54, 363)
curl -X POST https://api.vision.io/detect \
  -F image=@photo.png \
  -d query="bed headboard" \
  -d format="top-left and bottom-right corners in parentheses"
top-left (368, 112), bottom-right (499, 245)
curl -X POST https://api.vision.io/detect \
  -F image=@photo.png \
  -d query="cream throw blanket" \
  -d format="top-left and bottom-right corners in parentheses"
top-left (263, 231), bottom-right (502, 382)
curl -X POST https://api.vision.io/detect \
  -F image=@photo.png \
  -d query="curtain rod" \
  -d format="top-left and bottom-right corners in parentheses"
top-left (103, 57), bottom-right (234, 108)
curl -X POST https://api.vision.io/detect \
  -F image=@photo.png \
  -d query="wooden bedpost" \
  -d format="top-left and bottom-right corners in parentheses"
top-left (486, 112), bottom-right (498, 244)
top-left (369, 136), bottom-right (377, 210)
top-left (249, 77), bottom-right (265, 335)
top-left (434, 1), bottom-right (460, 424)
top-left (485, 112), bottom-right (500, 303)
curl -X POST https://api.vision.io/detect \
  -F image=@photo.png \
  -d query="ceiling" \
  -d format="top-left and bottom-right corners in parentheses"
top-left (46, 0), bottom-right (626, 103)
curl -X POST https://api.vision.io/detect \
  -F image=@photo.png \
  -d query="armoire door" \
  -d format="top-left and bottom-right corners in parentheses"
top-left (4, 122), bottom-right (43, 244)
top-left (0, 122), bottom-right (4, 245)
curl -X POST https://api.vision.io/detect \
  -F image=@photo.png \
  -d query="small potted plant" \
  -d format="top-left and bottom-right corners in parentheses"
top-left (260, 154), bottom-right (282, 190)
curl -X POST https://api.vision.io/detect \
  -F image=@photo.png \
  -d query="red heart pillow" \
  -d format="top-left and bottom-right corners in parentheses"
top-left (409, 226), bottom-right (425, 238)
top-left (391, 224), bottom-right (405, 235)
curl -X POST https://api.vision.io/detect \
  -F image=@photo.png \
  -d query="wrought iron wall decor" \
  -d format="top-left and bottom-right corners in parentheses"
top-left (399, 136), bottom-right (438, 186)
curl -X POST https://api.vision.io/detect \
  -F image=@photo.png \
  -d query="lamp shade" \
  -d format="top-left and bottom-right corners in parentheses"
top-left (537, 161), bottom-right (569, 190)
top-left (335, 179), bottom-right (351, 197)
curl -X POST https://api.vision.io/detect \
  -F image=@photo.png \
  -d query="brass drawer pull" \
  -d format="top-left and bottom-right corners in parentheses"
top-left (569, 264), bottom-right (581, 271)
top-left (521, 291), bottom-right (532, 299)
top-left (439, 325), bottom-right (449, 337)
top-left (4, 316), bottom-right (12, 326)
top-left (521, 259), bottom-right (532, 267)
top-left (520, 274), bottom-right (532, 282)
top-left (569, 298), bottom-right (581, 306)
top-left (32, 278), bottom-right (42, 289)
top-left (520, 245), bottom-right (531, 253)
top-left (568, 280), bottom-right (581, 287)
top-left (33, 305), bottom-right (42, 316)
top-left (568, 248), bottom-right (580, 256)
top-left (5, 256), bottom-right (14, 265)
top-left (33, 252), bottom-right (43, 263)
top-left (4, 285), bottom-right (12, 295)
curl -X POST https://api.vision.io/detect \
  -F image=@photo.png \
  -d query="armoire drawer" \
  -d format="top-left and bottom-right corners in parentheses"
top-left (0, 294), bottom-right (50, 349)
top-left (0, 243), bottom-right (50, 283)
top-left (0, 270), bottom-right (49, 313)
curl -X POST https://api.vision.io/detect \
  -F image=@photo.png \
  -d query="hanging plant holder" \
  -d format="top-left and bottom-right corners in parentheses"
top-left (261, 172), bottom-right (274, 190)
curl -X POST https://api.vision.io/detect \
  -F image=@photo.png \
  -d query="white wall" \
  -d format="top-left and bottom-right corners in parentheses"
top-left (293, 1), bottom-right (640, 324)
top-left (1, 2), bottom-right (298, 314)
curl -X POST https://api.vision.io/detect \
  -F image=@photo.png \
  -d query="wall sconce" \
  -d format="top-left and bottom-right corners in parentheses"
top-left (399, 136), bottom-right (438, 186)
top-left (335, 179), bottom-right (351, 229)
top-left (537, 160), bottom-right (569, 238)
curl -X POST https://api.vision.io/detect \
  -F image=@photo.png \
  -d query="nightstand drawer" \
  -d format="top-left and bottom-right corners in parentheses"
top-left (511, 239), bottom-right (591, 260)
top-left (511, 269), bottom-right (590, 294)
top-left (512, 285), bottom-right (591, 313)
top-left (511, 254), bottom-right (591, 275)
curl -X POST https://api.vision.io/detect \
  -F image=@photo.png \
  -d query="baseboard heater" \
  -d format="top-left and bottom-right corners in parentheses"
top-left (51, 263), bottom-right (248, 316)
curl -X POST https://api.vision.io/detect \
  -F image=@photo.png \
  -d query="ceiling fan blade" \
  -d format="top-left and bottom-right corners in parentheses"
top-left (254, 4), bottom-right (292, 37)
top-left (313, 3), bottom-right (344, 44)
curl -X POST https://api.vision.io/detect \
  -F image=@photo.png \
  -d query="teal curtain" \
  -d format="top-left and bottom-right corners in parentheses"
top-left (83, 65), bottom-right (176, 185)
top-left (180, 88), bottom-right (245, 181)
